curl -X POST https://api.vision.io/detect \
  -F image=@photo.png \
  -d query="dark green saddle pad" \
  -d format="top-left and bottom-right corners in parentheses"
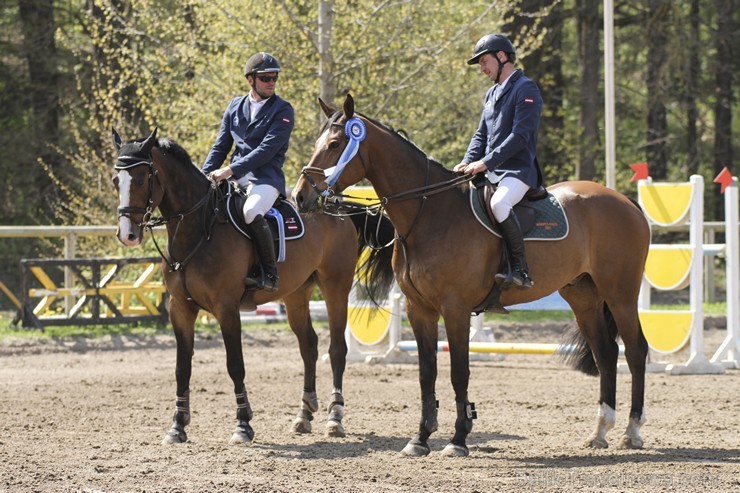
top-left (469, 183), bottom-right (569, 240)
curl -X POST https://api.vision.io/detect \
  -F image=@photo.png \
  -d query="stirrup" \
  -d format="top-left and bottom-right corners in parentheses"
top-left (511, 271), bottom-right (533, 289)
top-left (244, 275), bottom-right (260, 289)
top-left (263, 274), bottom-right (278, 292)
top-left (494, 270), bottom-right (533, 290)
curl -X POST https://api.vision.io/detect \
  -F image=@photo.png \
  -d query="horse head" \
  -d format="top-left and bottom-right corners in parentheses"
top-left (293, 94), bottom-right (370, 213)
top-left (112, 128), bottom-right (164, 246)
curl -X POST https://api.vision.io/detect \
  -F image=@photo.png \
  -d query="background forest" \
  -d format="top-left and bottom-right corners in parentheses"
top-left (0, 0), bottom-right (737, 309)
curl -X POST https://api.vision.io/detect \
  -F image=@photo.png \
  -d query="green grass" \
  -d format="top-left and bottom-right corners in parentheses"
top-left (484, 309), bottom-right (575, 324)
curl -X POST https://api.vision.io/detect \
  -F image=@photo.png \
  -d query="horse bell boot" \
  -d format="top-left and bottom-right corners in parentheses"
top-left (494, 211), bottom-right (533, 289)
top-left (245, 214), bottom-right (279, 292)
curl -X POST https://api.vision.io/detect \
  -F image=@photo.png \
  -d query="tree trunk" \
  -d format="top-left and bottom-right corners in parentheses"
top-left (713, 0), bottom-right (734, 219)
top-left (18, 0), bottom-right (60, 216)
top-left (684, 0), bottom-right (700, 176)
top-left (645, 0), bottom-right (671, 180)
top-left (318, 0), bottom-right (335, 109)
top-left (576, 0), bottom-right (600, 181)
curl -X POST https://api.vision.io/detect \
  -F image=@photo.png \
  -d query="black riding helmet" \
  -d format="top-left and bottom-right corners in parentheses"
top-left (467, 34), bottom-right (515, 65)
top-left (468, 34), bottom-right (515, 84)
top-left (243, 52), bottom-right (281, 78)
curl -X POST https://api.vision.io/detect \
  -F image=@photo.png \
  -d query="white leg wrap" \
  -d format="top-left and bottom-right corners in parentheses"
top-left (621, 410), bottom-right (646, 448)
top-left (590, 403), bottom-right (616, 447)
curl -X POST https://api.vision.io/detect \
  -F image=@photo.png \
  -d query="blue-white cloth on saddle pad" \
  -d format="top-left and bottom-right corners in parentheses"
top-left (226, 188), bottom-right (305, 262)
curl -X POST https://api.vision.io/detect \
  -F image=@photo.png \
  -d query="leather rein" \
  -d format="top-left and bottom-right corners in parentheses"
top-left (299, 119), bottom-right (474, 246)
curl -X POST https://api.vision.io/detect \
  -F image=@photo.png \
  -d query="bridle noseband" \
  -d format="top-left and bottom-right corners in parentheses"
top-left (115, 154), bottom-right (159, 227)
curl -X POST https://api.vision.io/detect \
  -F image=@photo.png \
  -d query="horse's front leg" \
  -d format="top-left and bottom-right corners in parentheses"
top-left (219, 310), bottom-right (254, 445)
top-left (441, 313), bottom-right (476, 457)
top-left (162, 299), bottom-right (198, 445)
top-left (323, 286), bottom-right (350, 438)
top-left (401, 304), bottom-right (440, 457)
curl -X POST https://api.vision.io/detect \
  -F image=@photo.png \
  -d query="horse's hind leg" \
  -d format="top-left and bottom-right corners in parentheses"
top-left (283, 286), bottom-right (320, 434)
top-left (606, 301), bottom-right (648, 449)
top-left (560, 279), bottom-right (619, 449)
top-left (162, 298), bottom-right (198, 445)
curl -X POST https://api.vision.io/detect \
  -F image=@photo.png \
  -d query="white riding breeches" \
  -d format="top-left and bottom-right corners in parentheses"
top-left (489, 176), bottom-right (530, 223)
top-left (239, 182), bottom-right (280, 224)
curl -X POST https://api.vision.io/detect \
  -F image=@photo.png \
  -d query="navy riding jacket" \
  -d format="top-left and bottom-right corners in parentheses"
top-left (463, 69), bottom-right (543, 189)
top-left (202, 94), bottom-right (294, 194)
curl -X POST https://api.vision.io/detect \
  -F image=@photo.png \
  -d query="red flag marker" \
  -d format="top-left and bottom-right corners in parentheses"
top-left (713, 166), bottom-right (733, 194)
top-left (630, 162), bottom-right (649, 182)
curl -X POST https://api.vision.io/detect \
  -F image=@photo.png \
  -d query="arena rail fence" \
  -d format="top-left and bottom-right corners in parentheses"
top-left (0, 226), bottom-right (168, 330)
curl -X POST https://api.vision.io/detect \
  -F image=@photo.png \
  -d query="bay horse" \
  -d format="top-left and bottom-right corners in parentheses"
top-left (112, 128), bottom-right (393, 445)
top-left (292, 95), bottom-right (651, 457)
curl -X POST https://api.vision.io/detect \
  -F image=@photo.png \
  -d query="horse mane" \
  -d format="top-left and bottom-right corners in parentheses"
top-left (324, 110), bottom-right (455, 178)
top-left (155, 137), bottom-right (209, 181)
top-left (156, 138), bottom-right (194, 166)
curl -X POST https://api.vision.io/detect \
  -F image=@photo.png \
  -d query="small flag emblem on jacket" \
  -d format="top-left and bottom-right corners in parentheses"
top-left (524, 98), bottom-right (534, 104)
top-left (282, 118), bottom-right (291, 123)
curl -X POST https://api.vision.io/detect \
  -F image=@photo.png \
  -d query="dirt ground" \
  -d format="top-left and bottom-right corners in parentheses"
top-left (0, 321), bottom-right (738, 493)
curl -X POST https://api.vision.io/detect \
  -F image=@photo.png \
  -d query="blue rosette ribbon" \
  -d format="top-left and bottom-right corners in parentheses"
top-left (324, 117), bottom-right (367, 187)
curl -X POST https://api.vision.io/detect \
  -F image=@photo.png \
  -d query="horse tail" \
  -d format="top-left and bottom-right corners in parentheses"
top-left (347, 207), bottom-right (396, 305)
top-left (561, 302), bottom-right (619, 376)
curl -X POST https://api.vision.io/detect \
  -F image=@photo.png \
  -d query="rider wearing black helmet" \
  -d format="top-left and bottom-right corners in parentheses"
top-left (203, 52), bottom-right (295, 292)
top-left (454, 34), bottom-right (543, 290)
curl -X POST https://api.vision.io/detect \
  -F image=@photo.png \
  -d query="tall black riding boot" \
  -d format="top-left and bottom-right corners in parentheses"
top-left (494, 211), bottom-right (533, 289)
top-left (245, 214), bottom-right (279, 292)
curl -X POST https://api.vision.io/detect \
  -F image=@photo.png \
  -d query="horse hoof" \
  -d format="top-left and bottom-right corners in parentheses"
top-left (229, 430), bottom-right (254, 445)
top-left (585, 436), bottom-right (609, 449)
top-left (292, 417), bottom-right (312, 434)
top-left (617, 435), bottom-right (643, 450)
top-left (441, 443), bottom-right (469, 457)
top-left (162, 428), bottom-right (187, 445)
top-left (401, 441), bottom-right (430, 457)
top-left (325, 420), bottom-right (346, 438)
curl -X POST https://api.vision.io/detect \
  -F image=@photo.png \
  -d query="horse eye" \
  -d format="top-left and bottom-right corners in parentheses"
top-left (329, 141), bottom-right (340, 150)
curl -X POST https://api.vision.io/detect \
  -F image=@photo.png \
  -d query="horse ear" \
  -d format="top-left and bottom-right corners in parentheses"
top-left (343, 94), bottom-right (355, 119)
top-left (318, 98), bottom-right (335, 118)
top-left (111, 128), bottom-right (122, 151)
top-left (142, 127), bottom-right (158, 151)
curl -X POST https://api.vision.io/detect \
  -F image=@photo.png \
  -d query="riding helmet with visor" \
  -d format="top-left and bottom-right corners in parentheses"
top-left (467, 34), bottom-right (515, 65)
top-left (244, 52), bottom-right (281, 78)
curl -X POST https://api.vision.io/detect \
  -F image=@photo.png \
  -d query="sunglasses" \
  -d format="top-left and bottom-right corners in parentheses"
top-left (256, 74), bottom-right (279, 83)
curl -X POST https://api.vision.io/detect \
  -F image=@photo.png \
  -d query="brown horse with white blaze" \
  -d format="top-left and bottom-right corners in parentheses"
top-left (292, 95), bottom-right (651, 457)
top-left (112, 128), bottom-right (393, 445)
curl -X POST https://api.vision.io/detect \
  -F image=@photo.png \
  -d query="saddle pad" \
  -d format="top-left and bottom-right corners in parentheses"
top-left (470, 187), bottom-right (569, 241)
top-left (226, 192), bottom-right (305, 242)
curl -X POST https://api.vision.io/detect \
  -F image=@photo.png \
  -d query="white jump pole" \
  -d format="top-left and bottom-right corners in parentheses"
top-left (711, 177), bottom-right (739, 368)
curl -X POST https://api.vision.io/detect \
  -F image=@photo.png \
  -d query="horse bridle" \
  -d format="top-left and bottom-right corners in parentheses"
top-left (114, 152), bottom-right (218, 272)
top-left (299, 119), bottom-right (370, 208)
top-left (115, 154), bottom-right (160, 227)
